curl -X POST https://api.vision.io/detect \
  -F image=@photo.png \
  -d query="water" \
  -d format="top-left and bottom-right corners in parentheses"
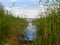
top-left (25, 18), bottom-right (33, 23)
top-left (24, 21), bottom-right (37, 41)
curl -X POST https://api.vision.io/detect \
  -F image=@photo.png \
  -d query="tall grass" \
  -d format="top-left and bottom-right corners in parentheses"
top-left (32, 5), bottom-right (60, 45)
top-left (0, 4), bottom-right (27, 45)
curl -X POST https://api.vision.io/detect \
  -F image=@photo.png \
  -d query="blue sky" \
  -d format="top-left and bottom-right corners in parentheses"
top-left (0, 0), bottom-right (39, 8)
top-left (0, 0), bottom-right (59, 9)
top-left (0, 0), bottom-right (58, 9)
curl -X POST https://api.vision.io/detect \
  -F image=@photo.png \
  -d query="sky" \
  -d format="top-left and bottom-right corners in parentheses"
top-left (0, 0), bottom-right (39, 8)
top-left (0, 0), bottom-right (40, 18)
top-left (0, 0), bottom-right (58, 8)
top-left (0, 0), bottom-right (59, 18)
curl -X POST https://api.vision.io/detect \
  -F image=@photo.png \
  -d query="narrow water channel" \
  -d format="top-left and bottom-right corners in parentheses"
top-left (24, 18), bottom-right (37, 41)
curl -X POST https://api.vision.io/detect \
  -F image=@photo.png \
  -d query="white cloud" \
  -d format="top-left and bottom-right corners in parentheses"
top-left (12, 8), bottom-right (39, 18)
top-left (5, 5), bottom-right (46, 18)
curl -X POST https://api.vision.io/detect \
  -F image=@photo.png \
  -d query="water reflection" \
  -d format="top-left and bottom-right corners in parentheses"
top-left (24, 22), bottom-right (37, 41)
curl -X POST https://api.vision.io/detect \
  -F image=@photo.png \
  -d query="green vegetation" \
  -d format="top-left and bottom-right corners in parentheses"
top-left (0, 2), bottom-right (60, 45)
top-left (32, 5), bottom-right (60, 45)
top-left (0, 4), bottom-right (27, 45)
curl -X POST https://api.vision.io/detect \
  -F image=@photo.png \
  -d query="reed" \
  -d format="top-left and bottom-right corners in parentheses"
top-left (32, 5), bottom-right (60, 45)
top-left (0, 4), bottom-right (27, 45)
